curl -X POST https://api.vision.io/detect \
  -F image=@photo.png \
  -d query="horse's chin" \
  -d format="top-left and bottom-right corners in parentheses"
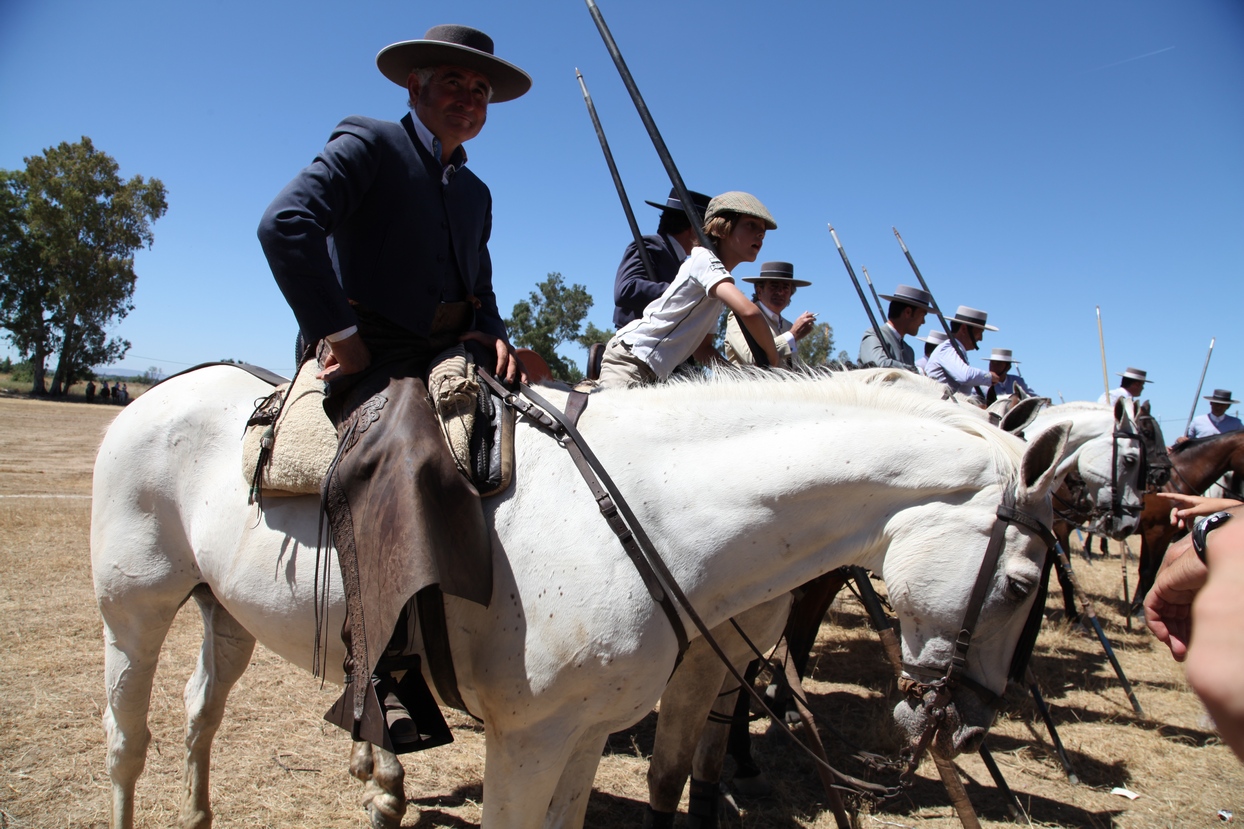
top-left (892, 691), bottom-right (995, 759)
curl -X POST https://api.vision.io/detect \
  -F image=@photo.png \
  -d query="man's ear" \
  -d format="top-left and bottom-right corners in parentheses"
top-left (406, 72), bottom-right (422, 105)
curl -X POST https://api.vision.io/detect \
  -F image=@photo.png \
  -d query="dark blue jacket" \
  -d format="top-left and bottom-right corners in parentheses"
top-left (259, 113), bottom-right (506, 344)
top-left (612, 232), bottom-right (685, 329)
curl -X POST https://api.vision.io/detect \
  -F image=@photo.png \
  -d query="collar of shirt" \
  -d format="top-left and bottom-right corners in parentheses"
top-left (668, 235), bottom-right (687, 261)
top-left (1210, 412), bottom-right (1228, 424)
top-left (759, 302), bottom-right (781, 327)
top-left (410, 110), bottom-right (468, 185)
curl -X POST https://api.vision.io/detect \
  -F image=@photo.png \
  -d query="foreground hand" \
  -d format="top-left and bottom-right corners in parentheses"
top-left (1155, 491), bottom-right (1242, 528)
top-left (790, 312), bottom-right (817, 340)
top-left (1143, 534), bottom-right (1207, 661)
top-left (316, 333), bottom-right (371, 381)
top-left (460, 331), bottom-right (526, 385)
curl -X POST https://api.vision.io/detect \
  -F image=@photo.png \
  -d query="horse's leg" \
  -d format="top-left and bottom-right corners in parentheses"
top-left (541, 727), bottom-right (608, 829)
top-left (346, 743), bottom-right (406, 829)
top-left (180, 586), bottom-right (257, 829)
top-left (646, 641), bottom-right (730, 823)
top-left (1053, 524), bottom-right (1079, 623)
top-left (481, 723), bottom-right (588, 829)
top-left (99, 589), bottom-right (184, 829)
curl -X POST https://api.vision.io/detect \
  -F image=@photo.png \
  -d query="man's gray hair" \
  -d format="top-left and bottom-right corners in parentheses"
top-left (407, 66), bottom-right (494, 108)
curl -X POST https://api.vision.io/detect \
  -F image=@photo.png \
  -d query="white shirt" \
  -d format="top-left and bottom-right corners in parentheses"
top-left (1187, 411), bottom-right (1243, 439)
top-left (617, 246), bottom-right (734, 379)
top-left (924, 339), bottom-right (992, 395)
top-left (1098, 387), bottom-right (1136, 405)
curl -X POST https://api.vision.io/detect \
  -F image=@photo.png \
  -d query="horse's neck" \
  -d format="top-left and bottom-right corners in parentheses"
top-left (1174, 431), bottom-right (1244, 493)
top-left (578, 396), bottom-right (998, 627)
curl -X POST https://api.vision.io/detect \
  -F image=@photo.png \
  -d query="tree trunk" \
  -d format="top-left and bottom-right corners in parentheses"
top-left (49, 316), bottom-right (77, 396)
top-left (30, 338), bottom-right (48, 396)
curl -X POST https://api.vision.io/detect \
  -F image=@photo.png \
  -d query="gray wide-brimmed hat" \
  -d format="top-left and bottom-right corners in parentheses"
top-left (877, 284), bottom-right (933, 311)
top-left (742, 261), bottom-right (811, 287)
top-left (704, 191), bottom-right (777, 230)
top-left (1117, 367), bottom-right (1153, 384)
top-left (376, 25), bottom-right (532, 103)
top-left (645, 187), bottom-right (711, 217)
top-left (947, 305), bottom-right (998, 331)
top-left (917, 330), bottom-right (948, 345)
top-left (1204, 388), bottom-right (1239, 404)
top-left (980, 348), bottom-right (1019, 364)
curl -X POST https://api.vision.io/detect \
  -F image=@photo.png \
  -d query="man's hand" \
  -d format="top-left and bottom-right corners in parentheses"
top-left (316, 333), bottom-right (371, 381)
top-left (1143, 534), bottom-right (1208, 661)
top-left (989, 370), bottom-right (1004, 385)
top-left (460, 330), bottom-right (527, 385)
top-left (790, 311), bottom-right (817, 340)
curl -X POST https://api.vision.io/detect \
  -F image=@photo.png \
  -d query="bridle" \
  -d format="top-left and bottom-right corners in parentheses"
top-left (481, 373), bottom-right (1058, 799)
top-left (895, 490), bottom-right (1056, 775)
top-left (1052, 411), bottom-right (1148, 534)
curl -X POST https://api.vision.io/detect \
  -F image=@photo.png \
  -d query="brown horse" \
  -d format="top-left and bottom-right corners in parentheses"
top-left (1132, 428), bottom-right (1244, 610)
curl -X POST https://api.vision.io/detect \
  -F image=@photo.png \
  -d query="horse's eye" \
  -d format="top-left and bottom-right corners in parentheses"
top-left (1005, 576), bottom-right (1033, 600)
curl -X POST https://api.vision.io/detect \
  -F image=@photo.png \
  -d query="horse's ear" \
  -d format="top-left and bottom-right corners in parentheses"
top-left (1139, 400), bottom-right (1151, 417)
top-left (1018, 421), bottom-right (1072, 500)
top-left (999, 396), bottom-right (1048, 436)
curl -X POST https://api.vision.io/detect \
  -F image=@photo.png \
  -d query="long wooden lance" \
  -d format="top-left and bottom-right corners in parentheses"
top-left (584, 0), bottom-right (772, 367)
top-left (861, 266), bottom-right (886, 318)
top-left (891, 227), bottom-right (969, 365)
top-left (575, 68), bottom-right (657, 285)
top-left (1096, 306), bottom-right (1111, 400)
top-left (828, 225), bottom-right (895, 362)
top-left (1183, 337), bottom-right (1216, 437)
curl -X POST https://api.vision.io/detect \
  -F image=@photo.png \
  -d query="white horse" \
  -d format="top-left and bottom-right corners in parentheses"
top-left (92, 365), bottom-right (1071, 829)
top-left (642, 388), bottom-right (1146, 826)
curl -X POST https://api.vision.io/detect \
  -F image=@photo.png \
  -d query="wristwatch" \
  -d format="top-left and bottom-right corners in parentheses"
top-left (1191, 511), bottom-right (1233, 563)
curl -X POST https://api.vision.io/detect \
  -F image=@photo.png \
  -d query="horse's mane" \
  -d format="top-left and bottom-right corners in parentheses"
top-left (1041, 401), bottom-right (1109, 414)
top-left (598, 367), bottom-right (1023, 486)
top-left (1169, 430), bottom-right (1242, 455)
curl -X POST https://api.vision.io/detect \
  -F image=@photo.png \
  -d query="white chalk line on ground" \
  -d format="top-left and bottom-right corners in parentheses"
top-left (0, 494), bottom-right (92, 499)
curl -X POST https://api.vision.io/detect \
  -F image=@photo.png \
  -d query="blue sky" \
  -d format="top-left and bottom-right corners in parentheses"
top-left (2, 0), bottom-right (1241, 434)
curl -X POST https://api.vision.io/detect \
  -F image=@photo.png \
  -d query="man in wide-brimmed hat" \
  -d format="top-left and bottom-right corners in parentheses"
top-left (258, 24), bottom-right (531, 756)
top-left (724, 261), bottom-right (817, 367)
top-left (924, 305), bottom-right (1000, 398)
top-left (982, 347), bottom-right (1037, 397)
top-left (612, 187), bottom-right (712, 328)
top-left (915, 330), bottom-right (947, 375)
top-left (1099, 366), bottom-right (1153, 405)
top-left (1185, 389), bottom-right (1242, 440)
top-left (857, 283), bottom-right (932, 370)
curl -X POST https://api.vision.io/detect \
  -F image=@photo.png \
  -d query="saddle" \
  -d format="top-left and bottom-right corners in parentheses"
top-left (241, 352), bottom-right (514, 501)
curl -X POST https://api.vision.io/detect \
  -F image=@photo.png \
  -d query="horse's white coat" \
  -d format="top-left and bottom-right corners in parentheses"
top-left (91, 366), bottom-right (1069, 829)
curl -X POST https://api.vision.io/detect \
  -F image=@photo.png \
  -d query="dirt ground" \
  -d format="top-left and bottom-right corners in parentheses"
top-left (0, 395), bottom-right (1240, 828)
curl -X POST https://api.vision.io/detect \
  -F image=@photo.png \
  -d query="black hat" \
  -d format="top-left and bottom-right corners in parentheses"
top-left (1204, 388), bottom-right (1239, 404)
top-left (376, 25), bottom-right (532, 103)
top-left (877, 284), bottom-right (933, 311)
top-left (742, 261), bottom-right (811, 287)
top-left (645, 187), bottom-right (711, 218)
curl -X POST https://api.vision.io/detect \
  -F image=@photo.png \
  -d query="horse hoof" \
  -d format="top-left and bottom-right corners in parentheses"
top-left (731, 771), bottom-right (774, 799)
top-left (362, 782), bottom-right (406, 829)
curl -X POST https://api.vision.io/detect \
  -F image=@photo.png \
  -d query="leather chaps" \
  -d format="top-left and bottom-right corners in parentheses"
top-left (320, 305), bottom-right (492, 753)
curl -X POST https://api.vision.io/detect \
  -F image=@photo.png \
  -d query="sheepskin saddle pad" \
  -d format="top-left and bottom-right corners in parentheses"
top-left (242, 348), bottom-right (513, 501)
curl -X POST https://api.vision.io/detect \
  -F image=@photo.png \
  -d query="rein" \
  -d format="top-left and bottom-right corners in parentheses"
top-left (481, 374), bottom-right (1056, 799)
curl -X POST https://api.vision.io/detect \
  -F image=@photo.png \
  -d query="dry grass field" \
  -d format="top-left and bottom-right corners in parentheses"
top-left (0, 392), bottom-right (1240, 828)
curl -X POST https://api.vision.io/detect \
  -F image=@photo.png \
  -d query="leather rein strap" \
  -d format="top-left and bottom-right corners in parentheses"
top-left (476, 372), bottom-right (690, 659)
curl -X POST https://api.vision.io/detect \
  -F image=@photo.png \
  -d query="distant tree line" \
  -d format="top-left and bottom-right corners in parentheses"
top-left (0, 137), bottom-right (166, 395)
